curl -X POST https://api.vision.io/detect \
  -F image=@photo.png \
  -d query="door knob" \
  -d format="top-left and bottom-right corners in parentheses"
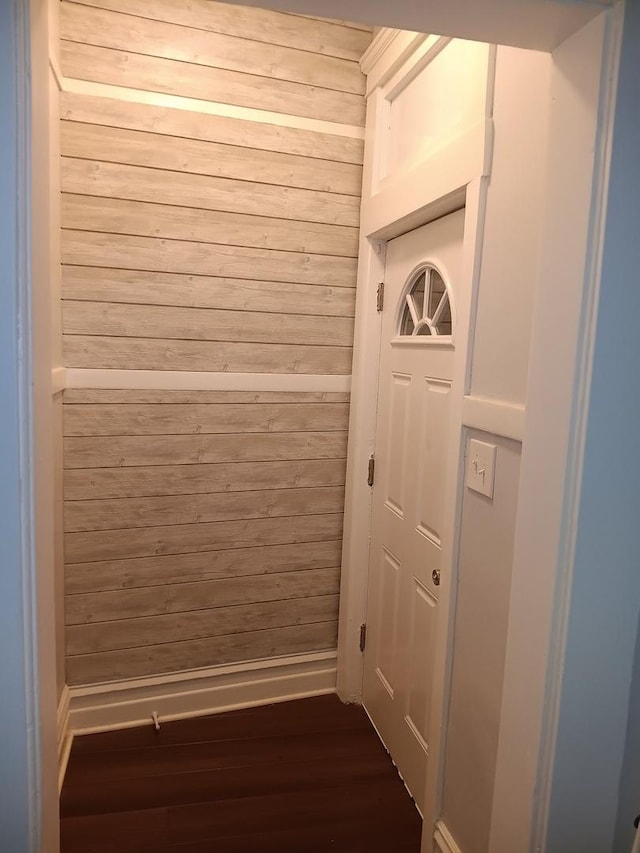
top-left (432, 568), bottom-right (441, 586)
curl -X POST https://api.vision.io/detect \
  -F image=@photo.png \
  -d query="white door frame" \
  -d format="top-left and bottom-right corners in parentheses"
top-left (336, 31), bottom-right (496, 841)
top-left (337, 34), bottom-right (495, 701)
top-left (336, 11), bottom-right (622, 853)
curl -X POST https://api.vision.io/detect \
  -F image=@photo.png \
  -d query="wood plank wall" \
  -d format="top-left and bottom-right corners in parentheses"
top-left (60, 1), bottom-right (369, 685)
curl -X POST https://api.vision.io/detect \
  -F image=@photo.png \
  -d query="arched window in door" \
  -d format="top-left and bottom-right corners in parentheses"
top-left (399, 265), bottom-right (452, 337)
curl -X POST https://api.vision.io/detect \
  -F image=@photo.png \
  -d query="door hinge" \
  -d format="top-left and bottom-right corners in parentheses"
top-left (359, 623), bottom-right (367, 653)
top-left (367, 454), bottom-right (375, 487)
top-left (376, 281), bottom-right (385, 312)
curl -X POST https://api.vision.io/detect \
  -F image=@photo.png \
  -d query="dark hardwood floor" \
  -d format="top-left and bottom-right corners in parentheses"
top-left (60, 693), bottom-right (422, 852)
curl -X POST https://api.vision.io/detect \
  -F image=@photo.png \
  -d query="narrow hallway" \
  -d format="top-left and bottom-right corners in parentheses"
top-left (60, 694), bottom-right (422, 851)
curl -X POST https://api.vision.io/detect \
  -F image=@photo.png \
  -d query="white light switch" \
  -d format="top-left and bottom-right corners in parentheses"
top-left (466, 438), bottom-right (497, 498)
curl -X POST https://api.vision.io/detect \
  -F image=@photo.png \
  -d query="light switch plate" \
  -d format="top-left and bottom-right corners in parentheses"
top-left (466, 438), bottom-right (497, 498)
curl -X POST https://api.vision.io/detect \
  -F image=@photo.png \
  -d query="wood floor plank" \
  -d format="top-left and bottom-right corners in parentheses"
top-left (68, 694), bottom-right (370, 753)
top-left (61, 751), bottom-right (395, 817)
top-left (66, 722), bottom-right (376, 785)
top-left (61, 780), bottom-right (416, 852)
top-left (60, 695), bottom-right (421, 852)
top-left (142, 822), bottom-right (420, 853)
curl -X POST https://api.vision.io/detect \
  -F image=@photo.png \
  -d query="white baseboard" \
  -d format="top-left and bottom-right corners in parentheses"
top-left (57, 685), bottom-right (73, 792)
top-left (434, 821), bottom-right (462, 853)
top-left (68, 651), bottom-right (337, 736)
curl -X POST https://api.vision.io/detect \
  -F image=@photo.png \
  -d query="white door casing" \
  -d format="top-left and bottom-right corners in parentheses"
top-left (363, 209), bottom-right (465, 812)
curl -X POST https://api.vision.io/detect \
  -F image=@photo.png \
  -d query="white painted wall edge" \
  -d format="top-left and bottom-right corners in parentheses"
top-left (59, 368), bottom-right (352, 393)
top-left (488, 11), bottom-right (619, 851)
top-left (60, 76), bottom-right (366, 140)
top-left (462, 395), bottom-right (525, 442)
top-left (68, 651), bottom-right (337, 735)
top-left (434, 821), bottom-right (463, 853)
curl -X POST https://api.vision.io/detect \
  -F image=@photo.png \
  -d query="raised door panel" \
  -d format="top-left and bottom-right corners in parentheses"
top-left (385, 373), bottom-right (411, 517)
top-left (376, 548), bottom-right (401, 697)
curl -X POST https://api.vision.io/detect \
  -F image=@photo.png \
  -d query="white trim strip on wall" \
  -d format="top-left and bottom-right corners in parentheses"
top-left (462, 394), bottom-right (526, 443)
top-left (60, 368), bottom-right (351, 393)
top-left (59, 76), bottom-right (366, 140)
top-left (51, 366), bottom-right (65, 396)
top-left (68, 651), bottom-right (337, 736)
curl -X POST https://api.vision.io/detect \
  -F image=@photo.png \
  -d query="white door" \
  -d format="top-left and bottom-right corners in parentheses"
top-left (362, 209), bottom-right (465, 812)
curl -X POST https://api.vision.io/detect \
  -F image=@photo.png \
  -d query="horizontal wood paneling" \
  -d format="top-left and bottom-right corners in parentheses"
top-left (65, 511), bottom-right (344, 563)
top-left (64, 389), bottom-right (349, 684)
top-left (61, 123), bottom-right (363, 196)
top-left (61, 228), bottom-right (357, 285)
top-left (63, 336), bottom-right (353, 374)
top-left (64, 401), bottom-right (349, 435)
top-left (63, 303), bottom-right (355, 348)
top-left (64, 430), bottom-right (348, 469)
top-left (66, 1), bottom-right (372, 61)
top-left (62, 267), bottom-right (356, 318)
top-left (60, 3), bottom-right (365, 95)
top-left (60, 92), bottom-right (365, 164)
top-left (61, 5), bottom-right (367, 684)
top-left (59, 8), bottom-right (365, 379)
top-left (65, 486), bottom-right (345, 532)
top-left (64, 460), bottom-right (346, 500)
top-left (60, 41), bottom-right (366, 126)
top-left (60, 3), bottom-right (367, 126)
top-left (67, 567), bottom-right (340, 624)
top-left (61, 159), bottom-right (361, 227)
top-left (66, 621), bottom-right (338, 684)
top-left (66, 539), bottom-right (344, 594)
top-left (66, 593), bottom-right (340, 654)
top-left (61, 195), bottom-right (359, 258)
